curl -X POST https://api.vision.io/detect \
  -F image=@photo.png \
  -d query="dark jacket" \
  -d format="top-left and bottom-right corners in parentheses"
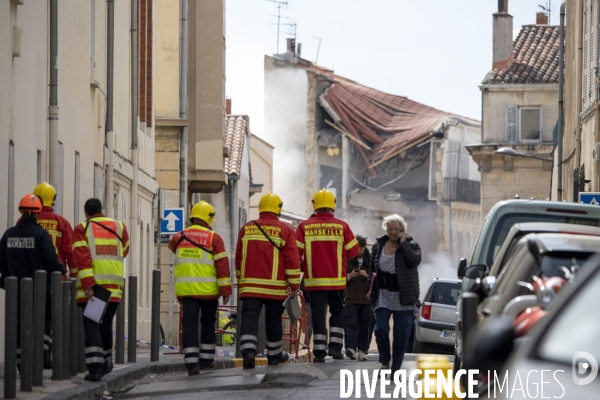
top-left (0, 216), bottom-right (65, 290)
top-left (369, 234), bottom-right (421, 306)
top-left (345, 248), bottom-right (371, 304)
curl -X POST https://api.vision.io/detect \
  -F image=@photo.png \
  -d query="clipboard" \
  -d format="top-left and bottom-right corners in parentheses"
top-left (83, 285), bottom-right (112, 324)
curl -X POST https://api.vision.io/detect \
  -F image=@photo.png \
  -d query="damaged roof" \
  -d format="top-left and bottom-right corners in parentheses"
top-left (224, 115), bottom-right (248, 175)
top-left (320, 81), bottom-right (480, 169)
top-left (483, 25), bottom-right (560, 84)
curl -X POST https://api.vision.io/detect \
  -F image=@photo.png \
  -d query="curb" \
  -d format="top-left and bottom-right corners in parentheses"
top-left (42, 359), bottom-right (236, 400)
top-left (42, 352), bottom-right (311, 400)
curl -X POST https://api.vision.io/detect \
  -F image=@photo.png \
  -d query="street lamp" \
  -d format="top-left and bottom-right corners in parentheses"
top-left (494, 147), bottom-right (553, 162)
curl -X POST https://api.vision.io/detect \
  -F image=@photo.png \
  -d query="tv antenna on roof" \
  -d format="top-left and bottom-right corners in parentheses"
top-left (312, 36), bottom-right (322, 63)
top-left (266, 0), bottom-right (289, 54)
top-left (538, 1), bottom-right (554, 22)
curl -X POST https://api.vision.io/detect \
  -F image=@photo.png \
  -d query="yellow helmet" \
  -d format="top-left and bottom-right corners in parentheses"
top-left (258, 192), bottom-right (283, 215)
top-left (189, 201), bottom-right (216, 226)
top-left (33, 182), bottom-right (56, 207)
top-left (312, 189), bottom-right (336, 211)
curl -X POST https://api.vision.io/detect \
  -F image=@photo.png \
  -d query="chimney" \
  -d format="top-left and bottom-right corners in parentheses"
top-left (493, 0), bottom-right (513, 70)
top-left (536, 11), bottom-right (548, 25)
top-left (225, 97), bottom-right (232, 115)
top-left (297, 43), bottom-right (302, 58)
top-left (286, 38), bottom-right (296, 56)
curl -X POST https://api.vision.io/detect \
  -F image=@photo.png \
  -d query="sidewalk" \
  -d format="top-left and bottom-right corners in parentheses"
top-left (0, 345), bottom-right (310, 400)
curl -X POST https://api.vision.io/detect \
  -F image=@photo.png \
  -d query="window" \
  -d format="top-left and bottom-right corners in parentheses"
top-left (8, 141), bottom-right (15, 228)
top-left (518, 107), bottom-right (542, 142)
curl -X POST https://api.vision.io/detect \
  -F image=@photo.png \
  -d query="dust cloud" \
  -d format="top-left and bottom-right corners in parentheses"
top-left (418, 251), bottom-right (457, 301)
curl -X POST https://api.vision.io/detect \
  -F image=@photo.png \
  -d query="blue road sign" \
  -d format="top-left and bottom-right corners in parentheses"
top-left (160, 208), bottom-right (185, 234)
top-left (579, 192), bottom-right (600, 205)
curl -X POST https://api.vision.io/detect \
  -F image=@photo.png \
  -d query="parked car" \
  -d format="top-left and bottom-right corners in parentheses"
top-left (413, 278), bottom-right (462, 353)
top-left (477, 233), bottom-right (600, 321)
top-left (454, 200), bottom-right (600, 372)
top-left (468, 252), bottom-right (600, 398)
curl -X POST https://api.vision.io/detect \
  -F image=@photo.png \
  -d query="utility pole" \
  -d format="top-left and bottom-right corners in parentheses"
top-left (266, 0), bottom-right (288, 53)
top-left (312, 36), bottom-right (322, 63)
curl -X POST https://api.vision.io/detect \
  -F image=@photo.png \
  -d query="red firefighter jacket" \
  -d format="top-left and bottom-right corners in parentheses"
top-left (28, 206), bottom-right (76, 278)
top-left (296, 212), bottom-right (359, 291)
top-left (235, 213), bottom-right (301, 300)
top-left (168, 225), bottom-right (232, 300)
top-left (72, 214), bottom-right (130, 304)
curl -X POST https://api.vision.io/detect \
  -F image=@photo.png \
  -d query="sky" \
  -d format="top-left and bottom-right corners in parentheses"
top-left (225, 0), bottom-right (561, 137)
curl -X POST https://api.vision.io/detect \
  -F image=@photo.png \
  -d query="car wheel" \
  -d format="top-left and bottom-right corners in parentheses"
top-left (412, 340), bottom-right (425, 354)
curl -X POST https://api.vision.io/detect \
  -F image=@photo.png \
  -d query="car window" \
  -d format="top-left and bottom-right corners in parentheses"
top-left (540, 252), bottom-right (593, 278)
top-left (485, 214), bottom-right (599, 267)
top-left (492, 245), bottom-right (534, 297)
top-left (537, 269), bottom-right (600, 365)
top-left (426, 282), bottom-right (462, 306)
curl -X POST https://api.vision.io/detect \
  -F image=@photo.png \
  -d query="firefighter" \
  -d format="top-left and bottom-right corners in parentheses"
top-left (0, 194), bottom-right (65, 370)
top-left (72, 198), bottom-right (129, 381)
top-left (33, 182), bottom-right (76, 279)
top-left (296, 189), bottom-right (359, 362)
top-left (168, 201), bottom-right (231, 376)
top-left (235, 192), bottom-right (301, 369)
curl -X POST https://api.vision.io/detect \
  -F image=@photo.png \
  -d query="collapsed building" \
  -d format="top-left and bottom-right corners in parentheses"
top-left (264, 39), bottom-right (482, 264)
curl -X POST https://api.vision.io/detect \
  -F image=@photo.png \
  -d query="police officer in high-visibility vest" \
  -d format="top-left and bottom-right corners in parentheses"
top-left (72, 198), bottom-right (129, 382)
top-left (296, 189), bottom-right (359, 362)
top-left (168, 201), bottom-right (232, 376)
top-left (235, 192), bottom-right (301, 369)
top-left (33, 182), bottom-right (77, 279)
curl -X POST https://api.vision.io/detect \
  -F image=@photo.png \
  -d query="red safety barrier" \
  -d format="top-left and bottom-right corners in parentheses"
top-left (281, 291), bottom-right (312, 362)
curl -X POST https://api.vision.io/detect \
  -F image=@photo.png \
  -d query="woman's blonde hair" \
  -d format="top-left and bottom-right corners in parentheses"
top-left (381, 214), bottom-right (407, 232)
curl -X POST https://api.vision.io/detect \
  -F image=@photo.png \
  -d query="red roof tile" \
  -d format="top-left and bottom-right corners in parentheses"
top-left (321, 81), bottom-right (480, 166)
top-left (224, 115), bottom-right (248, 175)
top-left (484, 25), bottom-right (560, 84)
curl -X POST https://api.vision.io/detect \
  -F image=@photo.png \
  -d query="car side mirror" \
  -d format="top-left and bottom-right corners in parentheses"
top-left (463, 315), bottom-right (514, 373)
top-left (481, 275), bottom-right (496, 295)
top-left (457, 258), bottom-right (467, 279)
top-left (464, 264), bottom-right (488, 280)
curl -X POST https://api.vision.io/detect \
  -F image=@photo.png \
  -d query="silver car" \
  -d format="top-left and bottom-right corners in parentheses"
top-left (413, 278), bottom-right (461, 353)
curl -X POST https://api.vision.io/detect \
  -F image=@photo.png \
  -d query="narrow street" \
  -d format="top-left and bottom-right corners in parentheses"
top-left (110, 354), bottom-right (421, 399)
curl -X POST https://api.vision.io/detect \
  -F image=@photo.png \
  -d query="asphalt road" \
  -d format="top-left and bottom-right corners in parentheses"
top-left (109, 354), bottom-right (421, 399)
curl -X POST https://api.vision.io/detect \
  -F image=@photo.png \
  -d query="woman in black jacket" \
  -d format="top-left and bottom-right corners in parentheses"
top-left (367, 214), bottom-right (421, 373)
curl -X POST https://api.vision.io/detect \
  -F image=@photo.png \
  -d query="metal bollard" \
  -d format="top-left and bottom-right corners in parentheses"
top-left (116, 282), bottom-right (125, 364)
top-left (257, 305), bottom-right (266, 355)
top-left (69, 278), bottom-right (78, 376)
top-left (461, 292), bottom-right (479, 364)
top-left (128, 276), bottom-right (137, 363)
top-left (77, 307), bottom-right (85, 373)
top-left (20, 278), bottom-right (34, 391)
top-left (62, 280), bottom-right (72, 378)
top-left (150, 270), bottom-right (161, 362)
top-left (4, 277), bottom-right (18, 399)
top-left (51, 271), bottom-right (64, 380)
top-left (32, 271), bottom-right (47, 386)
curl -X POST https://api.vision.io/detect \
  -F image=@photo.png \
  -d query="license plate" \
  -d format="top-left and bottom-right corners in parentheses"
top-left (440, 330), bottom-right (455, 339)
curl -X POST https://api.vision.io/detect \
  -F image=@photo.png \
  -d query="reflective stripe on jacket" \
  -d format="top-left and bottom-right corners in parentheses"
top-left (235, 213), bottom-right (301, 300)
top-left (168, 225), bottom-right (232, 300)
top-left (72, 215), bottom-right (130, 304)
top-left (296, 212), bottom-right (359, 291)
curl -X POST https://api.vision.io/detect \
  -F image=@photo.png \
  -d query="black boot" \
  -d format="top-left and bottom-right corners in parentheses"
top-left (243, 353), bottom-right (256, 369)
top-left (268, 352), bottom-right (289, 366)
top-left (103, 360), bottom-right (113, 376)
top-left (328, 348), bottom-right (344, 360)
top-left (44, 352), bottom-right (53, 369)
top-left (188, 365), bottom-right (200, 376)
top-left (84, 372), bottom-right (103, 382)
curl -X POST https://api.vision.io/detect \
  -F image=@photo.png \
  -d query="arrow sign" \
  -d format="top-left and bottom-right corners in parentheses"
top-left (579, 192), bottom-right (600, 205)
top-left (164, 212), bottom-right (180, 232)
top-left (160, 208), bottom-right (185, 234)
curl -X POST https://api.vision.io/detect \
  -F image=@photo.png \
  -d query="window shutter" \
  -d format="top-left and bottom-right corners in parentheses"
top-left (506, 105), bottom-right (517, 143)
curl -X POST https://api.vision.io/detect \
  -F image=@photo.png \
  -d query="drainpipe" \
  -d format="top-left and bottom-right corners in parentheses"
top-left (229, 175), bottom-right (238, 286)
top-left (105, 0), bottom-right (115, 217)
top-left (557, 0), bottom-right (566, 202)
top-left (130, 0), bottom-right (139, 266)
top-left (179, 0), bottom-right (188, 210)
top-left (48, 0), bottom-right (59, 191)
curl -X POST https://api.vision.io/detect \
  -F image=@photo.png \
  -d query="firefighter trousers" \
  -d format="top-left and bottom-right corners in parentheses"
top-left (83, 302), bottom-right (118, 374)
top-left (309, 289), bottom-right (345, 358)
top-left (239, 297), bottom-right (285, 361)
top-left (180, 298), bottom-right (218, 370)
